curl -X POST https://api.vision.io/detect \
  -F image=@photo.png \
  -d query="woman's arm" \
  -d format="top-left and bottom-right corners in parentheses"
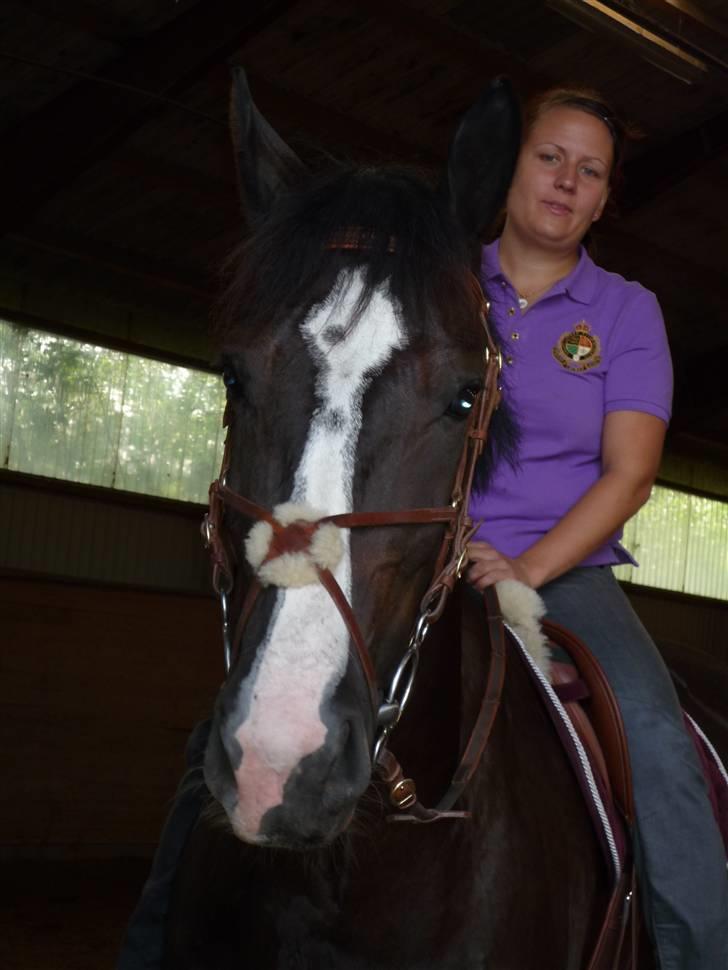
top-left (466, 409), bottom-right (667, 591)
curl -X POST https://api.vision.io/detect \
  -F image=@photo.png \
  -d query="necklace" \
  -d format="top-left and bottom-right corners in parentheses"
top-left (517, 280), bottom-right (557, 311)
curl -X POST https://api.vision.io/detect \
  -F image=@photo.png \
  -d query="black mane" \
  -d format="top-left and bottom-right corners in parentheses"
top-left (216, 166), bottom-right (478, 344)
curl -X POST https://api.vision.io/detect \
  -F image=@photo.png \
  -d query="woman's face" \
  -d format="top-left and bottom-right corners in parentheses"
top-left (505, 105), bottom-right (614, 253)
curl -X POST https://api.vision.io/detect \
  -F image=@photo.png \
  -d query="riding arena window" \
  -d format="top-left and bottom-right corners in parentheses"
top-left (0, 319), bottom-right (225, 504)
top-left (615, 486), bottom-right (728, 602)
top-left (1, 319), bottom-right (726, 601)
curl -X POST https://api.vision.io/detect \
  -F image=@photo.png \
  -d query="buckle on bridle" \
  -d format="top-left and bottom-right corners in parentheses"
top-left (455, 546), bottom-right (469, 580)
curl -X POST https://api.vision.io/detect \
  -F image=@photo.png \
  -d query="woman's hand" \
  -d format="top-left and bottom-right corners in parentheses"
top-left (465, 541), bottom-right (535, 591)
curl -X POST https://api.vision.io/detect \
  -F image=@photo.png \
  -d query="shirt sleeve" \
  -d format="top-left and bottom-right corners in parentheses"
top-left (604, 286), bottom-right (673, 423)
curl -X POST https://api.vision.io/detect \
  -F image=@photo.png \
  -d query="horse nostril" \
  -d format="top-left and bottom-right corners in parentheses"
top-left (327, 717), bottom-right (371, 792)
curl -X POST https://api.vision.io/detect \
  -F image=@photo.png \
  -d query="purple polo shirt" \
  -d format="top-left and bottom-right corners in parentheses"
top-left (469, 239), bottom-right (673, 567)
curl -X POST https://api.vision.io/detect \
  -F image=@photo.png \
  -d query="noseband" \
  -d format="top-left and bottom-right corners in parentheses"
top-left (202, 244), bottom-right (506, 821)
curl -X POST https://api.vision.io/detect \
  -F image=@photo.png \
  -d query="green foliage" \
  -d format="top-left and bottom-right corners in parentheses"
top-left (0, 320), bottom-right (225, 501)
top-left (615, 486), bottom-right (728, 600)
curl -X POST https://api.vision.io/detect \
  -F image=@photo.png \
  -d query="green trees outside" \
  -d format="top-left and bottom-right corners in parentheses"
top-left (0, 320), bottom-right (224, 502)
top-left (615, 486), bottom-right (727, 599)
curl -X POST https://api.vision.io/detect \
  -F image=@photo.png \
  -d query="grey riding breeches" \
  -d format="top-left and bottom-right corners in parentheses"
top-left (539, 566), bottom-right (728, 970)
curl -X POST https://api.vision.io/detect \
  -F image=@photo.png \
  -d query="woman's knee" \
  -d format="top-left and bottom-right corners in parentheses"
top-left (622, 702), bottom-right (705, 799)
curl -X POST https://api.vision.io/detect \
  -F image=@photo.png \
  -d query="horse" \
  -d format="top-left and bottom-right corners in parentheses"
top-left (162, 71), bottom-right (614, 969)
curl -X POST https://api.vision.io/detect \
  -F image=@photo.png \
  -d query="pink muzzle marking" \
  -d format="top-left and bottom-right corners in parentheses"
top-left (232, 695), bottom-right (329, 837)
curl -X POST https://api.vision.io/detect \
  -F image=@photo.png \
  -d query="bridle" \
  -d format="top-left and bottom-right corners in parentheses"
top-left (201, 244), bottom-right (507, 822)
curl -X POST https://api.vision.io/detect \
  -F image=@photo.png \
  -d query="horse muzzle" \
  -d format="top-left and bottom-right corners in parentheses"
top-left (206, 702), bottom-right (373, 848)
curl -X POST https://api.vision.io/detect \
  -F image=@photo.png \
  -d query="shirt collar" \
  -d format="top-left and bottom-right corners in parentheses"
top-left (481, 239), bottom-right (598, 305)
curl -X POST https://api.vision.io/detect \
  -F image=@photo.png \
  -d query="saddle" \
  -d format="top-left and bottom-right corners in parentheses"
top-left (541, 622), bottom-right (637, 970)
top-left (546, 621), bottom-right (728, 860)
top-left (515, 618), bottom-right (728, 970)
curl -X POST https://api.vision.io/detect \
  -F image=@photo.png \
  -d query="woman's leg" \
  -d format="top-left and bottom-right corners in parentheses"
top-left (539, 567), bottom-right (728, 970)
top-left (116, 719), bottom-right (211, 970)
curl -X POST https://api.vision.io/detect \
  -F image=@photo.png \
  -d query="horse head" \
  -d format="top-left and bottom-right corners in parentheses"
top-left (202, 70), bottom-right (520, 849)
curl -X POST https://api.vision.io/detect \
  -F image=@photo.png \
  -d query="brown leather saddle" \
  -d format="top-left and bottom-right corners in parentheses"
top-left (547, 620), bottom-right (634, 829)
top-left (538, 618), bottom-right (728, 969)
top-left (543, 620), bottom-right (642, 970)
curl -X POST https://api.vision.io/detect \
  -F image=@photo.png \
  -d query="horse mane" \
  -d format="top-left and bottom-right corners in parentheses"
top-left (214, 163), bottom-right (519, 487)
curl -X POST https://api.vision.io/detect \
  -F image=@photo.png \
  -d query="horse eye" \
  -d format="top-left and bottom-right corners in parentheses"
top-left (221, 359), bottom-right (249, 403)
top-left (222, 365), bottom-right (238, 389)
top-left (446, 383), bottom-right (481, 418)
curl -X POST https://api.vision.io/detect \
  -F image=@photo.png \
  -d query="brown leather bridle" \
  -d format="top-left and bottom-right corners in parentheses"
top-left (201, 256), bottom-right (507, 822)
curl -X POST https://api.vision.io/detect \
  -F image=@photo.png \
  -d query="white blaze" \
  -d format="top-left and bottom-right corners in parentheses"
top-left (230, 270), bottom-right (407, 835)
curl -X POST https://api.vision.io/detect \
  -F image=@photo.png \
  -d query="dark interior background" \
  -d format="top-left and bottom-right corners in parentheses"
top-left (1, 2), bottom-right (726, 966)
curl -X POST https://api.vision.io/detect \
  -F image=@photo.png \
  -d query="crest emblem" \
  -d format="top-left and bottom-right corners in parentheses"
top-left (552, 321), bottom-right (601, 372)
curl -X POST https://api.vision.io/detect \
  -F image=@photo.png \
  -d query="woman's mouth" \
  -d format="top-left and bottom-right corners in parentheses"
top-left (543, 200), bottom-right (572, 216)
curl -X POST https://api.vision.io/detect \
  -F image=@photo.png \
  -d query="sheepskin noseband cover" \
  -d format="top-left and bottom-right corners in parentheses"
top-left (245, 502), bottom-right (344, 588)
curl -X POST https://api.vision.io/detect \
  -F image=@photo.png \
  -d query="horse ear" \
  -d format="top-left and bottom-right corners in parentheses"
top-left (440, 77), bottom-right (522, 240)
top-left (230, 67), bottom-right (306, 225)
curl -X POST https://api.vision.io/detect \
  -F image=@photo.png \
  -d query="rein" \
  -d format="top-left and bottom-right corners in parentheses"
top-left (201, 242), bottom-right (507, 821)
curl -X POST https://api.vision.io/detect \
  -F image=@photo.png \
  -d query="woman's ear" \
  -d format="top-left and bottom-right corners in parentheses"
top-left (592, 188), bottom-right (610, 222)
top-left (439, 77), bottom-right (521, 240)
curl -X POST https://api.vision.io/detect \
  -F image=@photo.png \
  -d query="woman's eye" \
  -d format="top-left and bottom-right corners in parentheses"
top-left (446, 384), bottom-right (481, 418)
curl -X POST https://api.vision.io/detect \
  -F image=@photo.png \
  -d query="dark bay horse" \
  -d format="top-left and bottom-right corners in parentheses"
top-left (163, 73), bottom-right (610, 969)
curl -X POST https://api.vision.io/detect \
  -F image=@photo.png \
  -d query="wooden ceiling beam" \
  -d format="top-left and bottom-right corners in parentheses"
top-left (8, 227), bottom-right (213, 300)
top-left (346, 0), bottom-right (543, 95)
top-left (244, 72), bottom-right (442, 165)
top-left (0, 0), bottom-right (300, 237)
top-left (621, 107), bottom-right (728, 210)
top-left (101, 149), bottom-right (236, 209)
top-left (9, 0), bottom-right (139, 43)
top-left (616, 0), bottom-right (728, 63)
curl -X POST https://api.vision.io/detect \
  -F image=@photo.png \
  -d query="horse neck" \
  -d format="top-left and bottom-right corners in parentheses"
top-left (386, 585), bottom-right (479, 807)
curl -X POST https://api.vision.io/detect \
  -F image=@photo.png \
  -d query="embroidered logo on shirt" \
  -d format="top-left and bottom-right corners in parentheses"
top-left (552, 321), bottom-right (601, 372)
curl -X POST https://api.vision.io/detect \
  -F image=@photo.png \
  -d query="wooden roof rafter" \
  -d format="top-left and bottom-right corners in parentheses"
top-left (0, 0), bottom-right (302, 237)
top-left (621, 104), bottom-right (728, 210)
top-left (7, 226), bottom-right (213, 300)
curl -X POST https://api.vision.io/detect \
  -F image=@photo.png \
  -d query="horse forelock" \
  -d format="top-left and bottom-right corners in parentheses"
top-left (215, 166), bottom-right (481, 350)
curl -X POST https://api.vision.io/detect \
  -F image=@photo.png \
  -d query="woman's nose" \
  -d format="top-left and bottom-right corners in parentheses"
top-left (555, 164), bottom-right (577, 192)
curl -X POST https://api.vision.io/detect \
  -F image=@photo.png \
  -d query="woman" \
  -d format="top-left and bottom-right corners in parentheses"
top-left (467, 87), bottom-right (728, 969)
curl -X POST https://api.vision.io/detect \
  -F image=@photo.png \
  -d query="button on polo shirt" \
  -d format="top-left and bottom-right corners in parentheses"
top-left (470, 239), bottom-right (673, 567)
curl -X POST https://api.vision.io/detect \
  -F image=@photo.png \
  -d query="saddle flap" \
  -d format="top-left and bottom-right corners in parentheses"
top-left (543, 619), bottom-right (635, 825)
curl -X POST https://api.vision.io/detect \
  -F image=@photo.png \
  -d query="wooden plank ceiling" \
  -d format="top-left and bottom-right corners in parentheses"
top-left (0, 0), bottom-right (726, 470)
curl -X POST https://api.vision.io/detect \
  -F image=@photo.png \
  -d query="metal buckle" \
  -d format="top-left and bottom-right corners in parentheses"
top-left (455, 545), bottom-right (469, 580)
top-left (484, 343), bottom-right (503, 372)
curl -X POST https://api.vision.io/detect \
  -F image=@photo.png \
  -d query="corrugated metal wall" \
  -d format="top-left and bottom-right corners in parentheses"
top-left (0, 476), bottom-right (211, 593)
top-left (2, 576), bottom-right (220, 855)
top-left (625, 583), bottom-right (728, 664)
